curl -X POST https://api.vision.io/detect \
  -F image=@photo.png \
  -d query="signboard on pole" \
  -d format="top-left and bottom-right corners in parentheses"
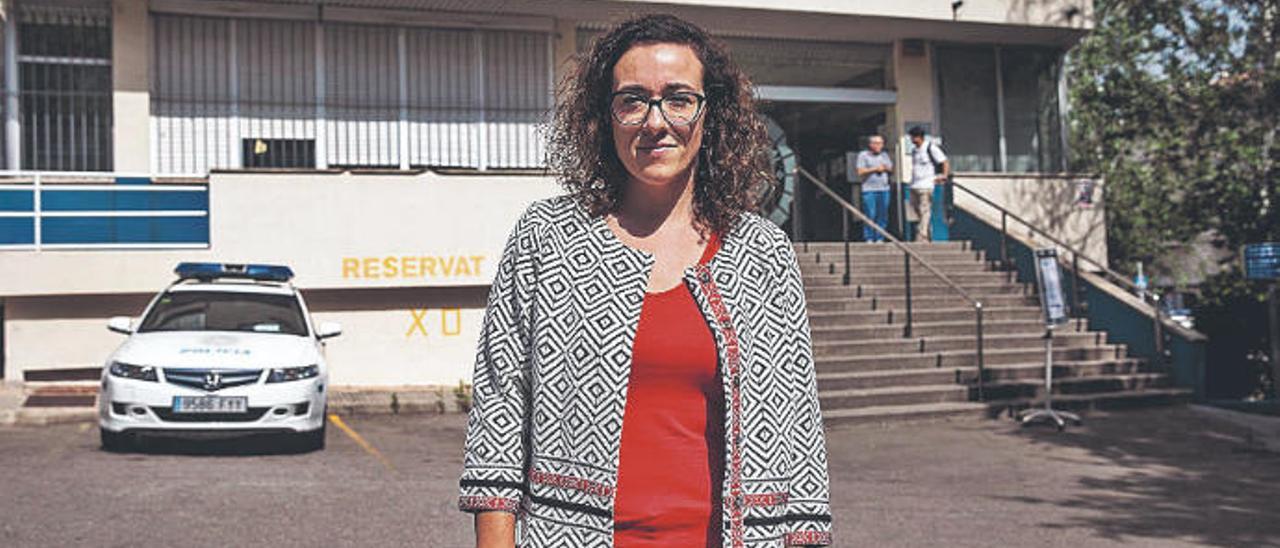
top-left (1035, 248), bottom-right (1069, 326)
top-left (1244, 243), bottom-right (1280, 280)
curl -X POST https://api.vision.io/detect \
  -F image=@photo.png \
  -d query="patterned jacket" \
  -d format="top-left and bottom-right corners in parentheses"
top-left (458, 195), bottom-right (832, 547)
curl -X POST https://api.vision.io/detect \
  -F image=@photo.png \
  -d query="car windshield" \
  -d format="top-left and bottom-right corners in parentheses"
top-left (138, 290), bottom-right (308, 336)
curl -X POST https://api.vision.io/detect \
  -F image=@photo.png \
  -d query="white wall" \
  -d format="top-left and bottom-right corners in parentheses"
top-left (1, 172), bottom-right (562, 385)
top-left (0, 172), bottom-right (561, 296)
top-left (953, 174), bottom-right (1108, 270)
top-left (5, 297), bottom-right (489, 386)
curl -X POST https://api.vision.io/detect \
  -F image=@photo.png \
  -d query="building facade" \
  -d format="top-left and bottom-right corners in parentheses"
top-left (0, 0), bottom-right (1095, 387)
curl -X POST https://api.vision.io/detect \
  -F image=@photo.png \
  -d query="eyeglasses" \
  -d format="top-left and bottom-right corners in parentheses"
top-left (609, 91), bottom-right (707, 127)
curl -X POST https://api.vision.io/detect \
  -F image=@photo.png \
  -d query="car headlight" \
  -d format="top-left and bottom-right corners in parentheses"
top-left (266, 364), bottom-right (320, 383)
top-left (109, 361), bottom-right (158, 382)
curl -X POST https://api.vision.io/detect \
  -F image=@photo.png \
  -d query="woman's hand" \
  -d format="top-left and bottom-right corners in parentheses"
top-left (475, 511), bottom-right (516, 548)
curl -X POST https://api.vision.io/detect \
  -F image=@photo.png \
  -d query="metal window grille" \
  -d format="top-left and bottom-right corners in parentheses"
top-left (326, 23), bottom-right (398, 169)
top-left (405, 27), bottom-right (479, 169)
top-left (15, 3), bottom-right (114, 172)
top-left (151, 15), bottom-right (551, 174)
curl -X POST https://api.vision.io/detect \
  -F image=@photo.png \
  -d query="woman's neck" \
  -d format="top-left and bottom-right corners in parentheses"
top-left (615, 171), bottom-right (696, 237)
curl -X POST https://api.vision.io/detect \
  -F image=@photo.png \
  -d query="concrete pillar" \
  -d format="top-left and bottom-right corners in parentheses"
top-left (889, 39), bottom-right (935, 142)
top-left (112, 0), bottom-right (149, 173)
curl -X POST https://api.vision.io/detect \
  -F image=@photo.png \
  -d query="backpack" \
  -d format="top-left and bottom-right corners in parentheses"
top-left (925, 140), bottom-right (946, 177)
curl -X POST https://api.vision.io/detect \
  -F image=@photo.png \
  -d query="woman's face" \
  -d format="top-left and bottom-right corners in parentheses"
top-left (610, 43), bottom-right (706, 191)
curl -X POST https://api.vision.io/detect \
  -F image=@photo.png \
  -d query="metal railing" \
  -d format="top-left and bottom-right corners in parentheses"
top-left (950, 180), bottom-right (1168, 364)
top-left (0, 171), bottom-right (209, 250)
top-left (793, 167), bottom-right (988, 401)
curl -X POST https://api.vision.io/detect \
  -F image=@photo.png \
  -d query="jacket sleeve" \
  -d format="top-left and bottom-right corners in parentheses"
top-left (458, 205), bottom-right (539, 514)
top-left (776, 236), bottom-right (833, 546)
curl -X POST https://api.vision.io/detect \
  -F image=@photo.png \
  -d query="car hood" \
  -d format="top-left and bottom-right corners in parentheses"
top-left (111, 331), bottom-right (317, 369)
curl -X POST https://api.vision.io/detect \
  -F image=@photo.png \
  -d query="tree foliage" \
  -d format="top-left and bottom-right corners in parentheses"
top-left (1067, 0), bottom-right (1279, 398)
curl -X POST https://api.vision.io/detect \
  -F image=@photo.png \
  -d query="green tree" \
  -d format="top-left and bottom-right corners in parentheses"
top-left (1067, 0), bottom-right (1279, 398)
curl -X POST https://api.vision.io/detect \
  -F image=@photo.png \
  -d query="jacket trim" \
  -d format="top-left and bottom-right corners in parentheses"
top-left (744, 513), bottom-right (833, 527)
top-left (784, 530), bottom-right (832, 546)
top-left (694, 263), bottom-right (746, 548)
top-left (743, 492), bottom-right (789, 508)
top-left (459, 495), bottom-right (520, 513)
top-left (529, 470), bottom-right (615, 499)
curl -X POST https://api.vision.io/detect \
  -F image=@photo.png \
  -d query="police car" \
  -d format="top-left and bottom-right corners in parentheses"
top-left (98, 263), bottom-right (340, 452)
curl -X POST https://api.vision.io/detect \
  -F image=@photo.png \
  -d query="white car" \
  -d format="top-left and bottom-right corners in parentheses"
top-left (98, 263), bottom-right (341, 452)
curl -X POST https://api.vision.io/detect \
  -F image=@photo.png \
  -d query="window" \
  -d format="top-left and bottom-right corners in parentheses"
top-left (140, 291), bottom-right (308, 336)
top-left (151, 15), bottom-right (552, 174)
top-left (936, 44), bottom-right (1064, 173)
top-left (17, 3), bottom-right (113, 171)
top-left (1000, 48), bottom-right (1063, 173)
top-left (936, 46), bottom-right (998, 172)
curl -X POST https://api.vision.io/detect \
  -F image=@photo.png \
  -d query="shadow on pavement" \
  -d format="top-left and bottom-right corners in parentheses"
top-left (992, 407), bottom-right (1280, 547)
top-left (103, 432), bottom-right (319, 457)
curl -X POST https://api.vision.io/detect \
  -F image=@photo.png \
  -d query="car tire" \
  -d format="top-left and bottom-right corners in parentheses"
top-left (100, 428), bottom-right (132, 452)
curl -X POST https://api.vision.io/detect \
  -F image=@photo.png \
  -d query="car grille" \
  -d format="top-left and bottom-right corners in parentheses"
top-left (163, 368), bottom-right (262, 392)
top-left (151, 406), bottom-right (270, 422)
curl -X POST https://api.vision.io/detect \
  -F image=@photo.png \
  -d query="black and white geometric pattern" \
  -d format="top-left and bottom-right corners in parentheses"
top-left (459, 196), bottom-right (832, 547)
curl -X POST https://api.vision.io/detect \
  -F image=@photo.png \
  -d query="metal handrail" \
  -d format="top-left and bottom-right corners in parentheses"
top-left (794, 167), bottom-right (988, 401)
top-left (950, 180), bottom-right (1168, 363)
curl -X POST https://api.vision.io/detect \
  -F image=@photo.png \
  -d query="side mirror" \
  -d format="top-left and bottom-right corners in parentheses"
top-left (107, 316), bottom-right (134, 335)
top-left (316, 321), bottom-right (343, 340)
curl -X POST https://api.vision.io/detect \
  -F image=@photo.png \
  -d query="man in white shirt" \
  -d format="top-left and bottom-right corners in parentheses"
top-left (908, 126), bottom-right (950, 242)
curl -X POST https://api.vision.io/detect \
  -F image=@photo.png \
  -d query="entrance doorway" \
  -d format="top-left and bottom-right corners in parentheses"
top-left (760, 101), bottom-right (892, 242)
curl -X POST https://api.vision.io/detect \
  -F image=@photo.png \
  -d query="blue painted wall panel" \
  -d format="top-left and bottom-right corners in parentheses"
top-left (0, 218), bottom-right (34, 244)
top-left (41, 190), bottom-right (208, 211)
top-left (0, 189), bottom-right (34, 212)
top-left (41, 217), bottom-right (209, 244)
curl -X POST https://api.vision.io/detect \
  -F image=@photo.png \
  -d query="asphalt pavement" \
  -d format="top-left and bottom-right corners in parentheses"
top-left (1, 406), bottom-right (1277, 547)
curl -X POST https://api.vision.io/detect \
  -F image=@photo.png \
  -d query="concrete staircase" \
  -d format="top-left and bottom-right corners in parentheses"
top-left (798, 241), bottom-right (1192, 426)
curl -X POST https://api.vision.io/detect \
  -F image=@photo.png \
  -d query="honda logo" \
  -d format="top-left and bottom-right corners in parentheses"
top-left (203, 371), bottom-right (223, 391)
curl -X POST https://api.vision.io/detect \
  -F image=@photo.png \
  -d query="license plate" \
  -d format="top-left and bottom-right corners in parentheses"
top-left (173, 396), bottom-right (248, 414)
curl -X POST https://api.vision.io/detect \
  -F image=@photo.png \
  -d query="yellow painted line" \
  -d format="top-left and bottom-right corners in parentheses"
top-left (328, 414), bottom-right (394, 471)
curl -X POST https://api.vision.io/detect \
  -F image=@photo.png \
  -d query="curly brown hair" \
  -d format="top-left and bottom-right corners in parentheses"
top-left (546, 14), bottom-right (774, 237)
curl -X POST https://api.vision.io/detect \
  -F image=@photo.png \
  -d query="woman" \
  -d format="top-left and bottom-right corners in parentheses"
top-left (458, 14), bottom-right (831, 548)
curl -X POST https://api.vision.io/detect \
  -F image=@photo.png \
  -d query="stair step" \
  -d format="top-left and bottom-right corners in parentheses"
top-left (811, 319), bottom-right (1072, 341)
top-left (805, 293), bottom-right (1037, 312)
top-left (797, 248), bottom-right (985, 261)
top-left (808, 306), bottom-right (1043, 328)
top-left (816, 345), bottom-right (1128, 372)
top-left (802, 271), bottom-right (1011, 287)
top-left (987, 388), bottom-right (1193, 418)
top-left (820, 384), bottom-right (968, 408)
top-left (823, 402), bottom-right (988, 427)
top-left (793, 241), bottom-right (962, 252)
top-left (23, 367), bottom-right (100, 382)
top-left (23, 394), bottom-right (97, 408)
top-left (813, 331), bottom-right (1101, 357)
top-left (963, 358), bottom-right (1152, 382)
top-left (981, 373), bottom-right (1172, 399)
top-left (806, 282), bottom-right (1027, 299)
top-left (800, 260), bottom-right (993, 276)
top-left (818, 368), bottom-right (959, 390)
top-left (817, 359), bottom-right (1154, 391)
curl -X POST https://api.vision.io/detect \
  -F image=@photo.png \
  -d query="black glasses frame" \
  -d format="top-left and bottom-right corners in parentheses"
top-left (608, 91), bottom-right (707, 127)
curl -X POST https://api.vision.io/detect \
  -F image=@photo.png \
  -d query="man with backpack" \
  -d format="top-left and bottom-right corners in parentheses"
top-left (907, 125), bottom-right (950, 242)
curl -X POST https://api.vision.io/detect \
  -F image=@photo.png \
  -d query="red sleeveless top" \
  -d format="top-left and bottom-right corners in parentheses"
top-left (614, 233), bottom-right (725, 548)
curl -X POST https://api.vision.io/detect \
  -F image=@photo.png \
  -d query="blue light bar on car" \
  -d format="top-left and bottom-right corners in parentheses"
top-left (174, 262), bottom-right (294, 282)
